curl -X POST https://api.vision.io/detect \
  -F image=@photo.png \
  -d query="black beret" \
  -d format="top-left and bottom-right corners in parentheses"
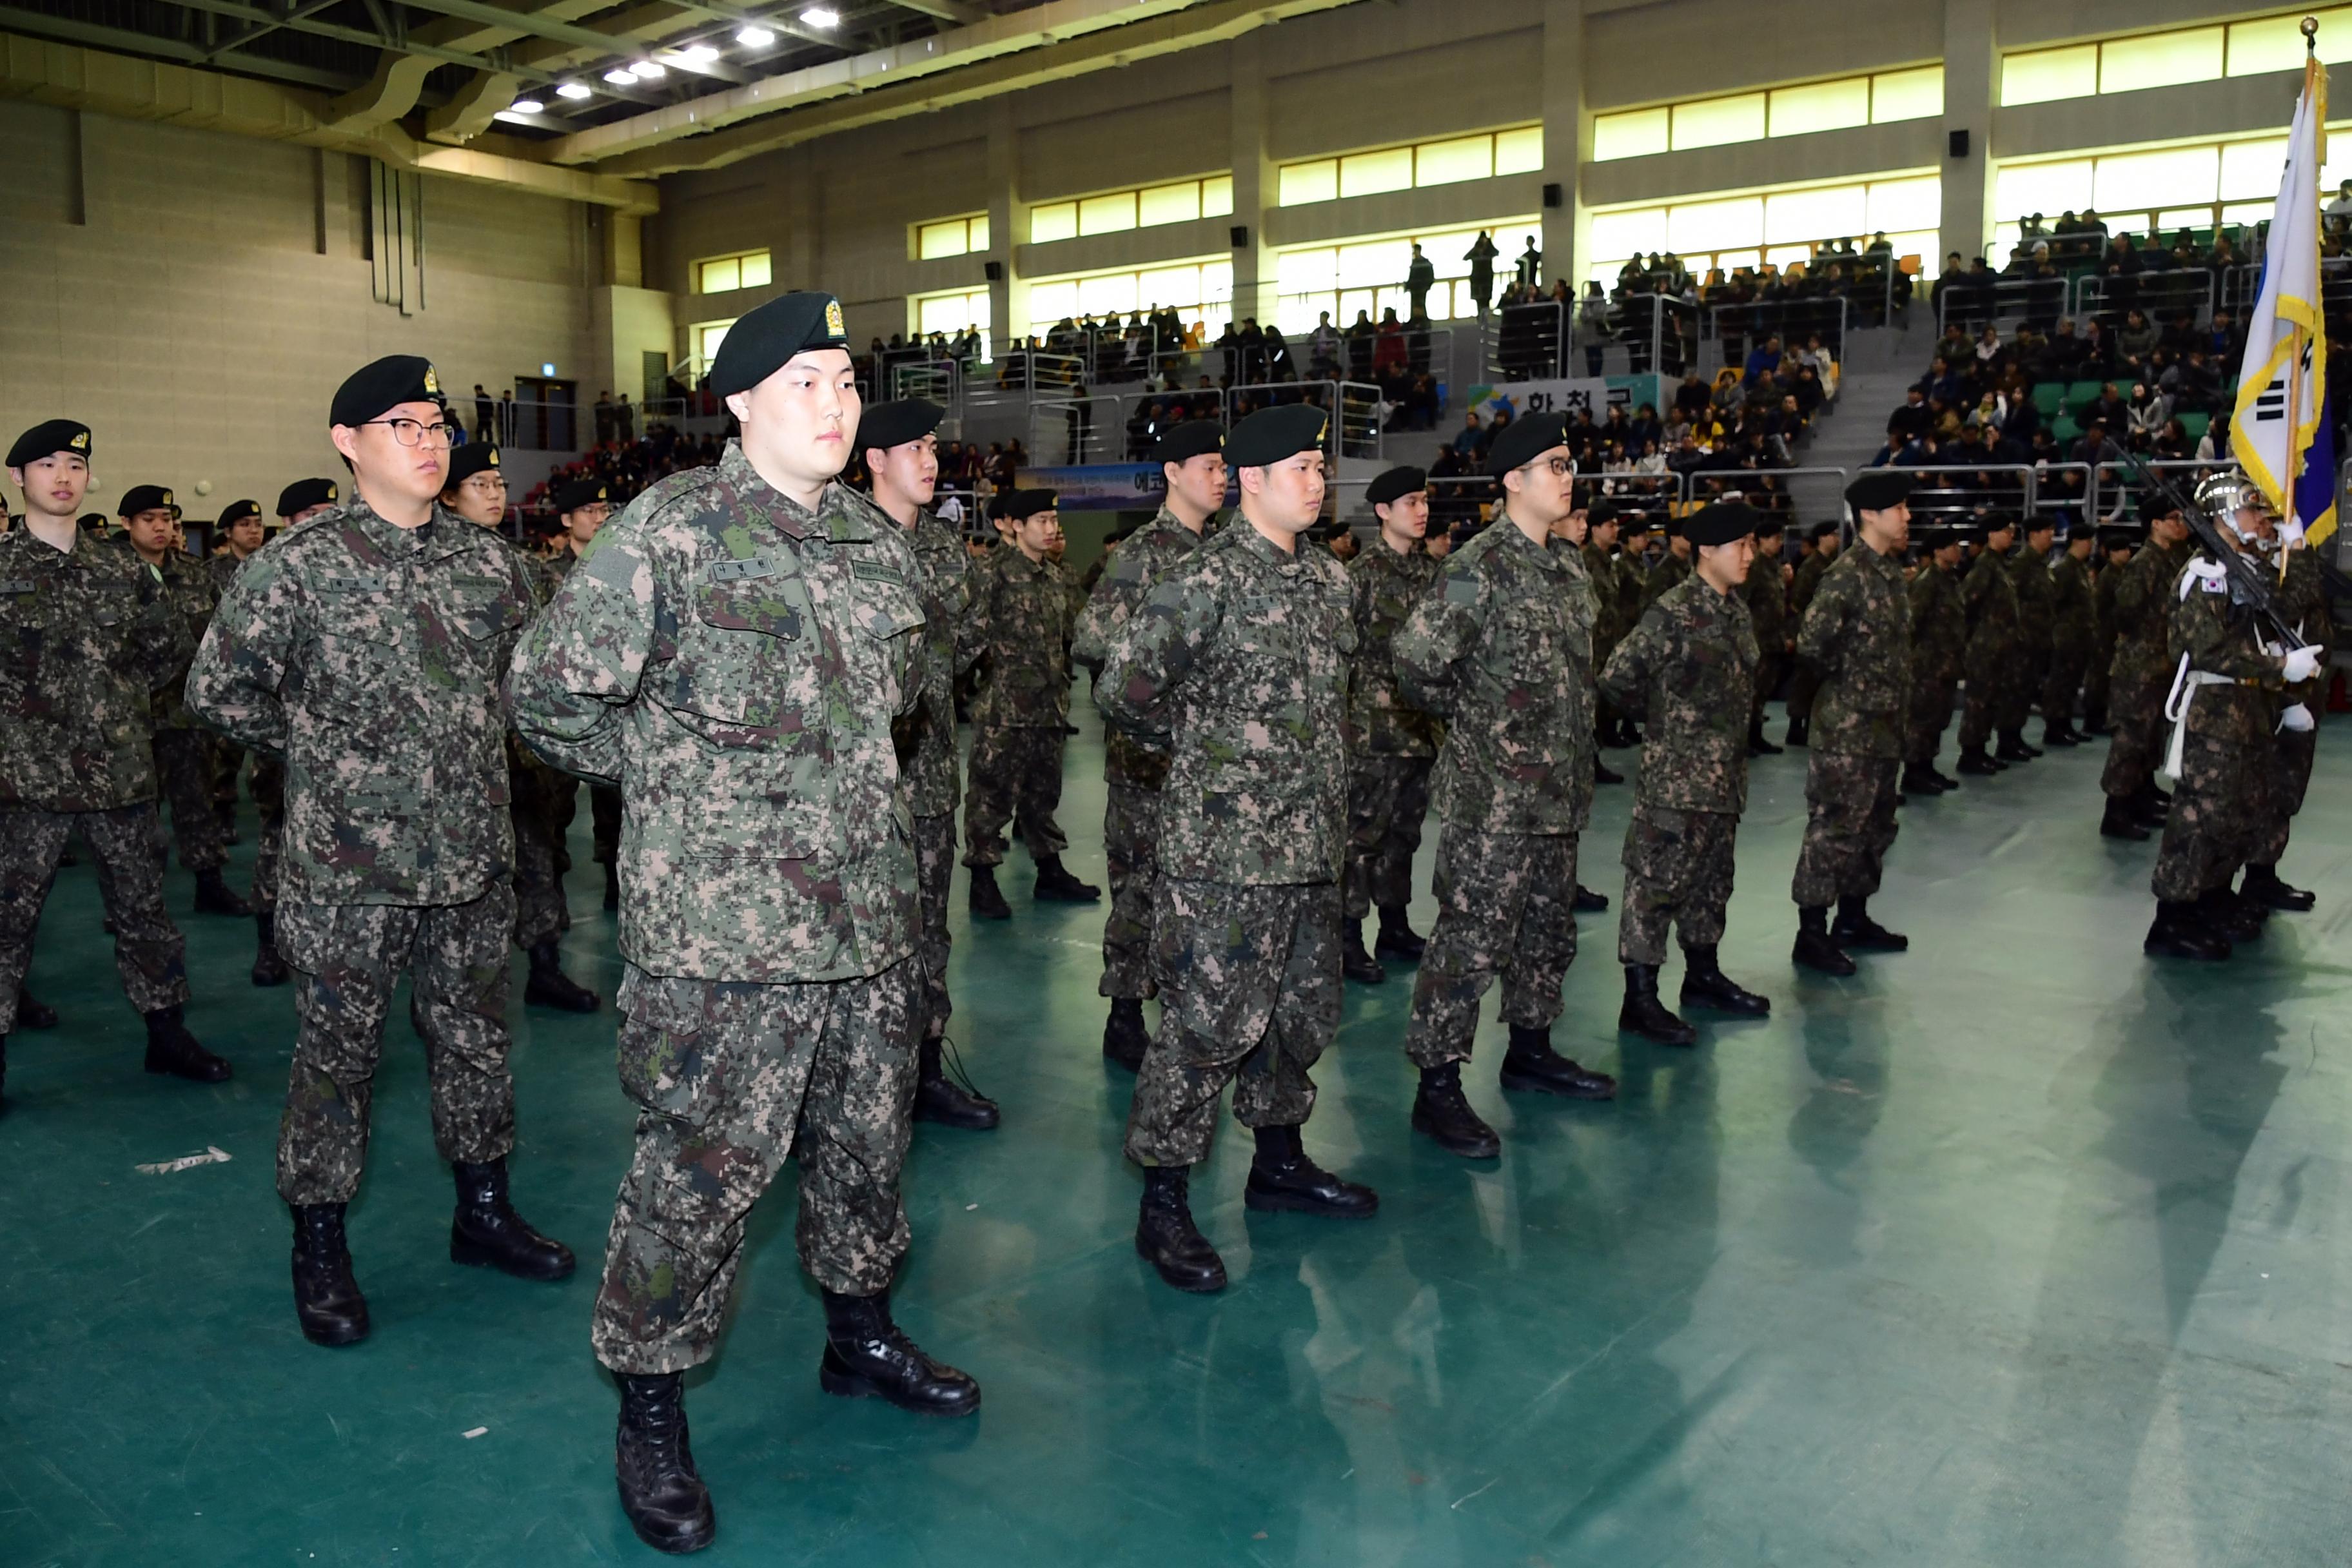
top-left (1485, 411), bottom-right (1572, 476)
top-left (331, 355), bottom-right (444, 429)
top-left (1982, 513), bottom-right (2019, 533)
top-left (1683, 499), bottom-right (1761, 547)
top-left (859, 398), bottom-right (944, 455)
top-left (1844, 468), bottom-right (1915, 513)
top-left (1808, 521), bottom-right (1841, 541)
top-left (985, 492), bottom-right (1010, 522)
top-left (276, 478), bottom-right (340, 517)
top-left (1003, 488), bottom-right (1058, 522)
top-left (77, 513), bottom-right (108, 531)
top-left (554, 478), bottom-right (612, 514)
top-left (118, 484), bottom-right (179, 518)
top-left (2023, 514), bottom-right (2057, 534)
top-left (709, 291), bottom-right (850, 397)
top-left (1587, 499), bottom-right (1622, 527)
top-left (444, 443), bottom-right (502, 486)
top-left (8, 419), bottom-right (92, 469)
top-left (217, 499), bottom-right (262, 527)
top-left (1366, 466), bottom-right (1427, 509)
top-left (1226, 404), bottom-right (1329, 469)
top-left (1152, 420), bottom-right (1226, 466)
top-left (2098, 528), bottom-right (2137, 549)
top-left (1752, 513), bottom-right (1787, 536)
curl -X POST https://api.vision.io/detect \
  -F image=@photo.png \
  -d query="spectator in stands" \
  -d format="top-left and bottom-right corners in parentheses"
top-left (2162, 349), bottom-right (2221, 413)
top-left (2124, 384), bottom-right (2171, 449)
top-left (1514, 235), bottom-right (1542, 291)
top-left (1405, 244), bottom-right (1436, 319)
top-left (1344, 311), bottom-right (1375, 382)
top-left (1890, 386), bottom-right (1932, 443)
top-left (1373, 310), bottom-right (1407, 382)
top-left (1451, 409), bottom-right (1483, 457)
top-left (1465, 231), bottom-right (1500, 315)
top-left (1743, 333), bottom-right (1784, 387)
top-left (1580, 283), bottom-right (1611, 376)
top-left (2072, 420), bottom-right (2125, 470)
top-left (1309, 313), bottom-right (1340, 378)
top-left (2329, 179), bottom-right (2352, 220)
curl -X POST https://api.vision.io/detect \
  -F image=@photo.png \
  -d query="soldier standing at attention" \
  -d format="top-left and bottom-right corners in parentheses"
top-left (1901, 527), bottom-right (1968, 796)
top-left (1070, 420), bottom-right (1226, 1069)
top-left (243, 478), bottom-right (342, 985)
top-left (2241, 529), bottom-right (2326, 914)
top-left (508, 295), bottom-right (977, 1554)
top-left (963, 489), bottom-right (1099, 918)
top-left (1643, 516), bottom-right (1693, 612)
top-left (2041, 522), bottom-right (2095, 747)
top-left (206, 498), bottom-right (269, 838)
top-left (1788, 471), bottom-right (1914, 977)
top-left (188, 358), bottom-right (574, 1351)
top-left (540, 480), bottom-right (626, 910)
top-left (437, 445), bottom-right (599, 1014)
top-left (1338, 464), bottom-right (1442, 986)
top-left (1600, 499), bottom-right (1771, 1046)
top-left (1583, 499), bottom-right (1634, 750)
top-left (2082, 528), bottom-right (2137, 734)
top-left (2097, 504), bottom-right (2193, 839)
top-left (1743, 515), bottom-right (1790, 756)
top-left (0, 422), bottom-right (223, 1093)
top-left (1955, 515), bottom-right (2021, 776)
top-left (861, 397), bottom-right (998, 1130)
top-left (1099, 403), bottom-right (1377, 1295)
top-left (1781, 522), bottom-right (1841, 745)
top-left (2003, 516), bottom-right (2057, 757)
top-left (1393, 411), bottom-right (1616, 1161)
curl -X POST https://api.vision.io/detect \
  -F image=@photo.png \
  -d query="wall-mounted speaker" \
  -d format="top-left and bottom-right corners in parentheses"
top-left (1230, 224), bottom-right (1250, 248)
top-left (1542, 182), bottom-right (1563, 209)
top-left (983, 259), bottom-right (1004, 282)
top-left (1949, 128), bottom-right (1970, 159)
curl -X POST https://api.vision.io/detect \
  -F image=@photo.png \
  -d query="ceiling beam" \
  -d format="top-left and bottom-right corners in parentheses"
top-left (0, 6), bottom-right (353, 89)
top-left (885, 0), bottom-right (983, 24)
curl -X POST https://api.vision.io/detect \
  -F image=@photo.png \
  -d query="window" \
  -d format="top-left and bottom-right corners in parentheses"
top-left (1992, 131), bottom-right (2352, 247)
top-left (2098, 27), bottom-right (2223, 93)
top-left (1019, 258), bottom-right (1231, 340)
top-left (2228, 6), bottom-right (2352, 74)
top-left (696, 250), bottom-right (770, 294)
top-left (912, 214), bottom-right (988, 261)
top-left (1585, 175), bottom-right (1939, 289)
top-left (691, 318), bottom-right (736, 373)
top-left (2005, 10), bottom-right (2352, 108)
top-left (911, 289), bottom-right (992, 359)
top-left (1028, 176), bottom-right (1229, 244)
top-left (1592, 68), bottom-right (1942, 162)
top-left (1079, 191), bottom-right (1137, 237)
top-left (1275, 127), bottom-right (1544, 208)
top-left (1270, 217), bottom-right (1542, 334)
top-left (2000, 45), bottom-right (2095, 106)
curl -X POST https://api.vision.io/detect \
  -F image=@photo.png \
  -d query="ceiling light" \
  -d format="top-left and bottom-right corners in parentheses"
top-left (603, 66), bottom-right (636, 83)
top-left (680, 43), bottom-right (720, 63)
top-left (509, 97), bottom-right (544, 113)
top-left (632, 59), bottom-right (665, 76)
top-left (735, 23), bottom-right (774, 45)
top-left (800, 6), bottom-right (839, 26)
top-left (556, 81), bottom-right (592, 99)
top-left (492, 111), bottom-right (534, 124)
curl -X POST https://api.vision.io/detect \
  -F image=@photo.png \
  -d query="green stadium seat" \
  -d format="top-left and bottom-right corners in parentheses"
top-left (2066, 380), bottom-right (2104, 415)
top-left (2031, 382), bottom-right (2064, 417)
top-left (2178, 411), bottom-right (2211, 440)
top-left (2052, 415), bottom-right (2081, 445)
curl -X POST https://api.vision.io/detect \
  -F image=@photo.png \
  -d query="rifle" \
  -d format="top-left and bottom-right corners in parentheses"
top-left (2117, 455), bottom-right (2309, 647)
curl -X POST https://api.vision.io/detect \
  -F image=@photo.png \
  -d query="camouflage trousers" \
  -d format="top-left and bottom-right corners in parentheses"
top-left (1125, 878), bottom-right (1338, 1168)
top-left (1999, 647), bottom-right (2044, 730)
top-left (273, 885), bottom-right (518, 1206)
top-left (1617, 805), bottom-right (1739, 966)
top-left (2100, 665), bottom-right (2171, 801)
top-left (592, 959), bottom-right (919, 1374)
top-left (1790, 750), bottom-right (1901, 909)
top-left (1957, 645), bottom-right (2012, 750)
top-left (0, 804), bottom-right (190, 1035)
top-left (509, 760), bottom-right (566, 950)
top-left (251, 756), bottom-right (286, 912)
top-left (208, 734), bottom-right (244, 811)
top-left (2151, 732), bottom-right (2273, 902)
top-left (2042, 641), bottom-right (2091, 730)
top-left (1785, 659), bottom-right (1822, 725)
top-left (1344, 752), bottom-right (1433, 921)
top-left (962, 723), bottom-right (1068, 868)
top-left (1403, 828), bottom-right (1578, 1069)
top-left (551, 777), bottom-right (623, 868)
top-left (1905, 679), bottom-right (1957, 768)
top-left (153, 730), bottom-right (229, 874)
top-left (1098, 783), bottom-right (1161, 1001)
top-left (914, 810), bottom-right (957, 1037)
top-left (1751, 649), bottom-right (1788, 732)
top-left (2251, 726), bottom-right (2317, 869)
top-left (2082, 640), bottom-right (2116, 717)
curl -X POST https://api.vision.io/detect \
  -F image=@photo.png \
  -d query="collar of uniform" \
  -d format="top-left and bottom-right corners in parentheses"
top-left (719, 442), bottom-right (873, 545)
top-left (1492, 505), bottom-right (1566, 571)
top-left (1150, 505), bottom-right (1207, 545)
top-left (1231, 520), bottom-right (1308, 576)
top-left (342, 500), bottom-right (438, 562)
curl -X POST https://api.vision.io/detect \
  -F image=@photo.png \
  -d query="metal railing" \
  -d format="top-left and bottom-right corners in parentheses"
top-left (1683, 464), bottom-right (1850, 531)
top-left (1219, 380), bottom-right (1385, 461)
top-left (1901, 462), bottom-right (2040, 527)
top-left (1936, 275), bottom-right (2071, 333)
top-left (889, 358), bottom-right (961, 406)
top-left (1704, 297), bottom-right (1851, 375)
top-left (2071, 270), bottom-right (2216, 328)
top-left (2086, 458), bottom-right (2238, 522)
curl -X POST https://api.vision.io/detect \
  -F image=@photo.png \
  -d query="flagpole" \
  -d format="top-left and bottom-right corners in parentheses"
top-left (2280, 19), bottom-right (2319, 580)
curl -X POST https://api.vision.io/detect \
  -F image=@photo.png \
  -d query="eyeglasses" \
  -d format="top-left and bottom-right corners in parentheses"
top-left (364, 418), bottom-right (457, 447)
top-left (1523, 456), bottom-right (1574, 478)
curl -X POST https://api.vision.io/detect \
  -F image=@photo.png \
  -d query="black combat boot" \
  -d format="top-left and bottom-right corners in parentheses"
top-left (251, 911), bottom-right (289, 986)
top-left (1618, 965), bottom-right (1697, 1045)
top-left (1792, 905), bottom-right (1856, 975)
top-left (614, 1372), bottom-right (717, 1554)
top-left (525, 938), bottom-right (601, 1012)
top-left (1135, 1165), bottom-right (1226, 1292)
top-left (1032, 854), bottom-right (1101, 903)
top-left (1341, 919), bottom-right (1386, 984)
top-left (1594, 755), bottom-right (1625, 785)
top-left (2046, 720), bottom-right (2083, 747)
top-left (2199, 887), bottom-right (2265, 944)
top-left (912, 1034), bottom-right (999, 1130)
top-left (1900, 765), bottom-right (1946, 796)
top-left (2099, 797), bottom-right (2151, 841)
top-left (1499, 1024), bottom-right (1618, 1099)
top-left (1573, 884), bottom-right (1611, 913)
top-left (450, 1159), bottom-right (576, 1281)
top-left (1622, 722), bottom-right (1645, 747)
top-left (1832, 895), bottom-right (1908, 951)
top-left (1409, 1063), bottom-right (1501, 1158)
top-left (967, 865), bottom-right (1012, 920)
top-left (1102, 998), bottom-right (1150, 1071)
top-left (602, 861), bottom-right (620, 912)
top-left (1680, 945), bottom-right (1770, 1015)
top-left (2132, 785), bottom-right (2171, 830)
top-left (290, 1202), bottom-right (369, 1347)
top-left (2081, 704), bottom-right (2109, 735)
top-left (2241, 863), bottom-right (2316, 912)
top-left (1957, 746), bottom-right (2000, 776)
top-left (1244, 1125), bottom-right (1378, 1217)
top-left (1748, 720), bottom-right (1784, 756)
top-left (2144, 900), bottom-right (2230, 961)
top-left (1785, 715), bottom-right (1810, 747)
top-left (1373, 905), bottom-right (1426, 961)
top-left (14, 987), bottom-right (56, 1030)
top-left (818, 1288), bottom-right (981, 1415)
top-left (143, 1006), bottom-right (230, 1082)
top-left (192, 867), bottom-right (253, 917)
top-left (1926, 765), bottom-right (1961, 791)
top-left (1995, 730), bottom-right (2039, 763)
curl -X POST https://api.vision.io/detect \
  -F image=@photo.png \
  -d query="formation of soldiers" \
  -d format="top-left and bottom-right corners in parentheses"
top-left (0, 284), bottom-right (2330, 1556)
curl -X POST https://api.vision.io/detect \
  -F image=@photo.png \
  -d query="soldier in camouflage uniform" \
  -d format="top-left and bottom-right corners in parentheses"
top-left (1070, 420), bottom-right (1225, 1069)
top-left (542, 482), bottom-right (625, 910)
top-left (861, 398), bottom-right (997, 1130)
top-left (963, 489), bottom-right (1099, 917)
top-left (440, 447), bottom-right (600, 1014)
top-left (189, 357), bottom-right (575, 1355)
top-left (1744, 515), bottom-right (1790, 755)
top-left (2144, 475), bottom-right (2318, 960)
top-left (2003, 517), bottom-right (2057, 757)
top-left (2243, 533), bottom-right (2328, 913)
top-left (2082, 529), bottom-right (2137, 733)
top-left (1583, 499), bottom-right (1636, 750)
top-left (1781, 522), bottom-right (1842, 745)
top-left (1643, 516), bottom-right (1693, 613)
top-left (2097, 505), bottom-right (2194, 839)
top-left (242, 478), bottom-right (342, 988)
top-left (1599, 499), bottom-right (1771, 1046)
top-left (0, 420), bottom-right (223, 1097)
top-left (1338, 464), bottom-right (1442, 986)
top-left (1901, 527), bottom-right (1968, 796)
top-left (2041, 523), bottom-right (2096, 746)
top-left (1098, 402), bottom-right (1378, 1296)
top-left (1393, 411), bottom-right (1617, 1161)
top-left (507, 297), bottom-right (977, 1555)
top-left (1789, 471), bottom-right (1914, 976)
top-left (1955, 516), bottom-right (2022, 776)
top-left (204, 497), bottom-right (269, 838)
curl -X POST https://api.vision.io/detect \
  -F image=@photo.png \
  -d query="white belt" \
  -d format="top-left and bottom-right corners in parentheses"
top-left (2159, 652), bottom-right (2236, 781)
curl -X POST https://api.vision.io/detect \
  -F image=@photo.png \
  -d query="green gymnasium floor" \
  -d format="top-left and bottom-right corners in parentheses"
top-left (6, 689), bottom-right (2351, 1567)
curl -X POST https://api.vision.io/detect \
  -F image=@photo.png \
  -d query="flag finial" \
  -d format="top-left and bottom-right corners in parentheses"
top-left (2304, 14), bottom-right (2319, 51)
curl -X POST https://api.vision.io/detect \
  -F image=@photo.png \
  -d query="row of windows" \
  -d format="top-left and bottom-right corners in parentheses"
top-left (1023, 259), bottom-right (1234, 339)
top-left (914, 215), bottom-right (990, 262)
top-left (2001, 6), bottom-right (2352, 106)
top-left (1028, 177), bottom-right (1234, 246)
top-left (1990, 137), bottom-right (2352, 231)
top-left (1586, 174), bottom-right (1941, 285)
top-left (696, 249), bottom-right (771, 295)
top-left (1591, 68), bottom-right (1943, 164)
top-left (1275, 127), bottom-right (1544, 208)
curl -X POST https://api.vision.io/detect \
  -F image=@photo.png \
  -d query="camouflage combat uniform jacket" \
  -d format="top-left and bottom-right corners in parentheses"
top-left (0, 526), bottom-right (191, 810)
top-left (2107, 537), bottom-right (2192, 687)
top-left (188, 500), bottom-right (535, 907)
top-left (898, 507), bottom-right (983, 818)
top-left (1796, 541), bottom-right (1911, 757)
top-left (1582, 541), bottom-right (1631, 658)
top-left (117, 541), bottom-right (217, 733)
top-left (1393, 508), bottom-right (1596, 837)
top-left (505, 444), bottom-right (926, 983)
top-left (2168, 556), bottom-right (2284, 745)
top-left (1097, 523), bottom-right (1354, 885)
top-left (1344, 540), bottom-right (1443, 756)
top-left (1790, 548), bottom-right (1834, 622)
top-left (1962, 546), bottom-right (2020, 674)
top-left (1598, 573), bottom-right (1758, 814)
top-left (970, 544), bottom-right (1073, 729)
top-left (2276, 544), bottom-right (2328, 716)
top-left (1744, 549), bottom-right (1790, 656)
top-left (1907, 558), bottom-right (1966, 685)
top-left (2010, 547), bottom-right (2055, 660)
top-left (2049, 551), bottom-right (2095, 669)
top-left (1643, 549), bottom-right (1693, 614)
top-left (1071, 506), bottom-right (1209, 790)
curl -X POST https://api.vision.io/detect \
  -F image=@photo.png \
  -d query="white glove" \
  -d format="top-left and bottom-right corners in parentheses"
top-left (2281, 702), bottom-right (2317, 732)
top-left (2284, 645), bottom-right (2325, 683)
